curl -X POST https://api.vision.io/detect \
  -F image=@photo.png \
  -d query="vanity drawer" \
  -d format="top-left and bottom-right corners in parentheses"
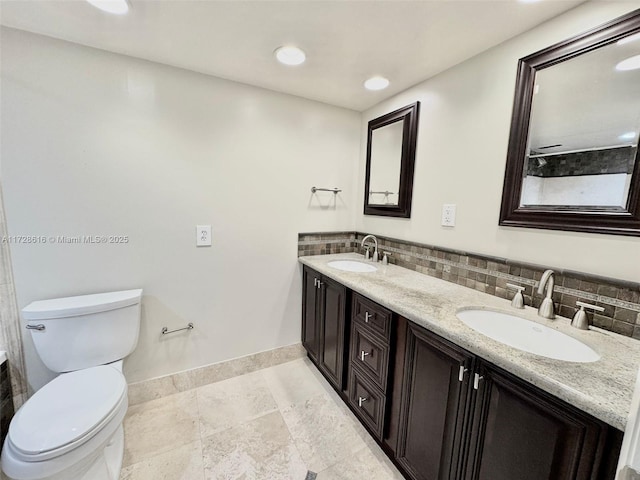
top-left (348, 366), bottom-right (386, 440)
top-left (352, 293), bottom-right (392, 341)
top-left (350, 323), bottom-right (390, 391)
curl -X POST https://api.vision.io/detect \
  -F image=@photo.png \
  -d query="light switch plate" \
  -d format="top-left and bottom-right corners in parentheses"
top-left (196, 225), bottom-right (212, 247)
top-left (441, 204), bottom-right (456, 227)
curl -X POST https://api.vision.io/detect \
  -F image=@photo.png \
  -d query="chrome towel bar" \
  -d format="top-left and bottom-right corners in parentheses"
top-left (161, 323), bottom-right (194, 335)
top-left (311, 187), bottom-right (341, 194)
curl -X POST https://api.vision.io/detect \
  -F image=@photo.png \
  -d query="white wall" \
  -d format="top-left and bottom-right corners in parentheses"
top-left (0, 27), bottom-right (360, 390)
top-left (357, 2), bottom-right (640, 283)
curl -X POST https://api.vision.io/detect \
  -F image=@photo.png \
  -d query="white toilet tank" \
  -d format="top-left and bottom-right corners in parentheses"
top-left (22, 289), bottom-right (143, 373)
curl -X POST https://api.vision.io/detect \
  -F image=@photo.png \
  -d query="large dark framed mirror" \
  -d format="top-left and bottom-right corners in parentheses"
top-left (499, 10), bottom-right (640, 236)
top-left (364, 102), bottom-right (420, 218)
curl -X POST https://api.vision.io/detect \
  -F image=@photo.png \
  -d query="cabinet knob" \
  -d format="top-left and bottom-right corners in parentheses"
top-left (364, 312), bottom-right (372, 323)
top-left (358, 396), bottom-right (368, 407)
top-left (458, 365), bottom-right (468, 382)
top-left (473, 373), bottom-right (484, 390)
top-left (360, 350), bottom-right (370, 362)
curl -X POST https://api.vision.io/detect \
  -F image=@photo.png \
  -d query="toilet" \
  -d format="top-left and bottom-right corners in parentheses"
top-left (1, 289), bottom-right (143, 480)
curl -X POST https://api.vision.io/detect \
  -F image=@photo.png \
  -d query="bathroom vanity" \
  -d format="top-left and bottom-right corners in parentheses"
top-left (0, 352), bottom-right (13, 447)
top-left (299, 253), bottom-right (639, 480)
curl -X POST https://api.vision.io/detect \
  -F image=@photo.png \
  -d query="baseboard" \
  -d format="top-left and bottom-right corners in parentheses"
top-left (127, 343), bottom-right (305, 405)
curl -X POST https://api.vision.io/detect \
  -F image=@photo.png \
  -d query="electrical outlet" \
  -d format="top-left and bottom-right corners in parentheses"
top-left (441, 204), bottom-right (456, 227)
top-left (196, 225), bottom-right (212, 247)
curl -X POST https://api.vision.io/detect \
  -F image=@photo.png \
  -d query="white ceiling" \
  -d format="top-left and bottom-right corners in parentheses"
top-left (0, 0), bottom-right (586, 111)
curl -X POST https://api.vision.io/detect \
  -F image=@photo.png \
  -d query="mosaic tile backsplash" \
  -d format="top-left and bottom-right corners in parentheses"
top-left (525, 146), bottom-right (636, 177)
top-left (298, 231), bottom-right (640, 339)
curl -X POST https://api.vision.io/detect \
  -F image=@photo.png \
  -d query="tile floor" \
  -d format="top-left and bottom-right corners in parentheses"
top-left (120, 357), bottom-right (405, 480)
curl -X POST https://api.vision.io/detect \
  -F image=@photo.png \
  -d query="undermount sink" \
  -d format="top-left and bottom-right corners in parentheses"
top-left (456, 309), bottom-right (599, 363)
top-left (327, 260), bottom-right (377, 273)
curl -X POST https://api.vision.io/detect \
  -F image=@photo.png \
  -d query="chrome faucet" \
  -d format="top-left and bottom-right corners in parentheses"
top-left (537, 269), bottom-right (556, 319)
top-left (360, 234), bottom-right (379, 262)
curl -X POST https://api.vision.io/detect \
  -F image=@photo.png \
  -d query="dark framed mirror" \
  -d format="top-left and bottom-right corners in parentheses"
top-left (499, 10), bottom-right (640, 236)
top-left (364, 102), bottom-right (420, 218)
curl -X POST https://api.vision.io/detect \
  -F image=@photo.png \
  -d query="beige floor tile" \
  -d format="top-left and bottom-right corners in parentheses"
top-left (202, 411), bottom-right (307, 480)
top-left (316, 446), bottom-right (404, 480)
top-left (196, 371), bottom-right (278, 437)
top-left (281, 393), bottom-right (368, 472)
top-left (261, 358), bottom-right (331, 409)
top-left (123, 390), bottom-right (200, 467)
top-left (122, 357), bottom-right (403, 480)
top-left (120, 441), bottom-right (204, 480)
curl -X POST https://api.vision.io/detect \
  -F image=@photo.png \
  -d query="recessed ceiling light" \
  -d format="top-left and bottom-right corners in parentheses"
top-left (364, 76), bottom-right (389, 91)
top-left (86, 0), bottom-right (129, 15)
top-left (617, 32), bottom-right (640, 46)
top-left (619, 131), bottom-right (637, 141)
top-left (274, 46), bottom-right (306, 66)
top-left (616, 55), bottom-right (640, 71)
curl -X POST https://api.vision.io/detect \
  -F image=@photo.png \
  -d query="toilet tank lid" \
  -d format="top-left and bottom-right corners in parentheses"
top-left (22, 289), bottom-right (143, 320)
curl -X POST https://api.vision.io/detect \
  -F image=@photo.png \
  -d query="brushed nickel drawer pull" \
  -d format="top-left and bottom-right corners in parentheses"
top-left (474, 373), bottom-right (484, 390)
top-left (358, 396), bottom-right (368, 407)
top-left (458, 365), bottom-right (468, 382)
top-left (365, 312), bottom-right (372, 323)
top-left (360, 350), bottom-right (370, 362)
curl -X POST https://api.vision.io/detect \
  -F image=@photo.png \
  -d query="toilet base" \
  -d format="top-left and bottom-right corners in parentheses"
top-left (79, 424), bottom-right (124, 480)
top-left (2, 421), bottom-right (125, 480)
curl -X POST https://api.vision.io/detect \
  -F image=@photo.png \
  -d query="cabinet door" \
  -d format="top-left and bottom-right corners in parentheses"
top-left (318, 276), bottom-right (348, 390)
top-left (301, 266), bottom-right (320, 363)
top-left (464, 362), bottom-right (608, 480)
top-left (396, 323), bottom-right (474, 480)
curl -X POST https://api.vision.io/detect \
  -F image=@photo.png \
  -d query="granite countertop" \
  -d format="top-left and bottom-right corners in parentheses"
top-left (299, 253), bottom-right (640, 431)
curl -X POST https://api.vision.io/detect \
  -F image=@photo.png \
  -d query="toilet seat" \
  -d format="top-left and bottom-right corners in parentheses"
top-left (7, 366), bottom-right (127, 462)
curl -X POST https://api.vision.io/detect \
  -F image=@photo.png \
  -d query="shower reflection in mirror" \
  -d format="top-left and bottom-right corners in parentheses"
top-left (520, 32), bottom-right (639, 210)
top-left (499, 10), bottom-right (640, 236)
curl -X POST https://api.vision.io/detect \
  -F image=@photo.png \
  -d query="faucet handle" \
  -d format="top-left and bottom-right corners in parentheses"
top-left (576, 301), bottom-right (604, 312)
top-left (506, 283), bottom-right (526, 309)
top-left (382, 252), bottom-right (391, 265)
top-left (571, 301), bottom-right (605, 330)
top-left (363, 245), bottom-right (371, 260)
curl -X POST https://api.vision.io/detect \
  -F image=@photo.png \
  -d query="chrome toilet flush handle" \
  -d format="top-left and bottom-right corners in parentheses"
top-left (26, 324), bottom-right (45, 331)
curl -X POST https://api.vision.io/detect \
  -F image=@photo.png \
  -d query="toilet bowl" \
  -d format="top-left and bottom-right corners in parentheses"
top-left (1, 289), bottom-right (142, 480)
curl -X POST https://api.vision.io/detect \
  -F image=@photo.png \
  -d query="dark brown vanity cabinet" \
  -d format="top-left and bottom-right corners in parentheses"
top-left (464, 362), bottom-right (620, 480)
top-left (395, 320), bottom-right (621, 480)
top-left (301, 266), bottom-right (348, 391)
top-left (300, 272), bottom-right (622, 480)
top-left (347, 293), bottom-right (394, 440)
top-left (395, 322), bottom-right (473, 480)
